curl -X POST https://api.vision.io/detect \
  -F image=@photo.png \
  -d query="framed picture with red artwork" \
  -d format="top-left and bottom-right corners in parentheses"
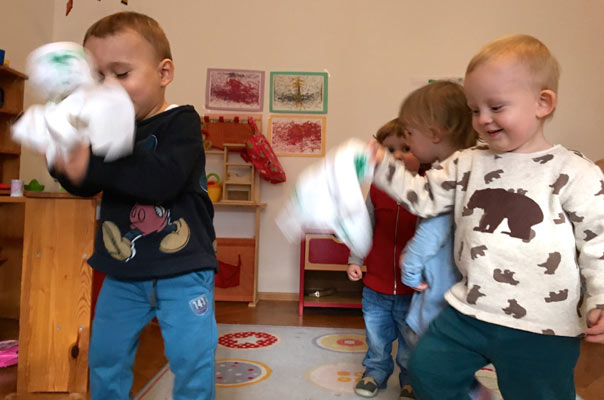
top-left (267, 115), bottom-right (326, 157)
top-left (206, 68), bottom-right (265, 112)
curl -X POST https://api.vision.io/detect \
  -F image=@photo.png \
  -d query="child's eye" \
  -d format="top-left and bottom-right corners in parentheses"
top-left (403, 146), bottom-right (411, 153)
top-left (116, 71), bottom-right (129, 79)
top-left (491, 105), bottom-right (503, 112)
top-left (470, 109), bottom-right (479, 115)
top-left (387, 147), bottom-right (396, 153)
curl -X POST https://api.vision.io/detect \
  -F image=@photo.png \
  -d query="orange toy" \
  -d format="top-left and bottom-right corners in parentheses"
top-left (207, 173), bottom-right (222, 202)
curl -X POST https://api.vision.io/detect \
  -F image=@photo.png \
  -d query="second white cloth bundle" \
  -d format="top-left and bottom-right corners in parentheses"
top-left (277, 139), bottom-right (374, 258)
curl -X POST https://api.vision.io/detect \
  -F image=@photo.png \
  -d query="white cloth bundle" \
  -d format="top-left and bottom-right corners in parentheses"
top-left (11, 42), bottom-right (135, 166)
top-left (276, 139), bottom-right (374, 258)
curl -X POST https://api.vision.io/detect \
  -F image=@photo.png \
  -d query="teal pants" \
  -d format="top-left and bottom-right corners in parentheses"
top-left (89, 270), bottom-right (217, 400)
top-left (409, 306), bottom-right (580, 400)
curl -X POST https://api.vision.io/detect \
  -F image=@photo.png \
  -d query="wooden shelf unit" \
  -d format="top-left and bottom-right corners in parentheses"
top-left (0, 66), bottom-right (26, 323)
top-left (207, 144), bottom-right (264, 306)
top-left (222, 143), bottom-right (255, 202)
top-left (0, 65), bottom-right (25, 186)
top-left (299, 232), bottom-right (366, 316)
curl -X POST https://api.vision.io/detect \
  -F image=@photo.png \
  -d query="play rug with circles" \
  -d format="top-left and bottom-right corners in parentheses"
top-left (135, 323), bottom-right (501, 400)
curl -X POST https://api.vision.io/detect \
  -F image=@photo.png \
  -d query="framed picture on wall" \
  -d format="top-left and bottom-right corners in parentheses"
top-left (268, 115), bottom-right (326, 157)
top-left (206, 68), bottom-right (265, 112)
top-left (269, 72), bottom-right (328, 114)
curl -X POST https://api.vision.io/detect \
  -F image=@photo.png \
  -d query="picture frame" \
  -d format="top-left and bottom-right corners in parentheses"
top-left (268, 115), bottom-right (326, 157)
top-left (206, 68), bottom-right (265, 112)
top-left (269, 72), bottom-right (328, 114)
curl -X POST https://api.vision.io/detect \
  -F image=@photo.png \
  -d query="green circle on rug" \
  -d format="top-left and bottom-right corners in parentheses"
top-left (313, 333), bottom-right (367, 352)
top-left (215, 359), bottom-right (272, 387)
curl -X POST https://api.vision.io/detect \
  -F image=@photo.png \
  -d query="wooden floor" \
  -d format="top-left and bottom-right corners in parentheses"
top-left (1, 300), bottom-right (603, 399)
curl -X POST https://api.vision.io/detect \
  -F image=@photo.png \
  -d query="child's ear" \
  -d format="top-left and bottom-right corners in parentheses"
top-left (536, 89), bottom-right (556, 119)
top-left (158, 58), bottom-right (174, 87)
top-left (431, 130), bottom-right (442, 144)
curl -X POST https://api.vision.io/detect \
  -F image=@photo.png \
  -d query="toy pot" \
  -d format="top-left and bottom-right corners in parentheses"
top-left (207, 173), bottom-right (222, 203)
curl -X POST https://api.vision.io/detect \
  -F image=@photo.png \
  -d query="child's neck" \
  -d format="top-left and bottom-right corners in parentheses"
top-left (436, 141), bottom-right (461, 162)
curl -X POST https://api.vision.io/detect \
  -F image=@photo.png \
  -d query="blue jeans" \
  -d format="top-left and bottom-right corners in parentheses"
top-left (89, 270), bottom-right (217, 400)
top-left (361, 286), bottom-right (413, 388)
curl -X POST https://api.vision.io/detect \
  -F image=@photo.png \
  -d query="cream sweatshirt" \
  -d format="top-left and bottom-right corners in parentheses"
top-left (373, 144), bottom-right (604, 337)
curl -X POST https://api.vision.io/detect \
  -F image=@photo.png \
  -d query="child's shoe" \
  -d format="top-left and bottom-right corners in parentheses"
top-left (354, 376), bottom-right (379, 398)
top-left (399, 384), bottom-right (416, 399)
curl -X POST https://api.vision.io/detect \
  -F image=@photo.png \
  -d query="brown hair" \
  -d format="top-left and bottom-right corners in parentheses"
top-left (374, 118), bottom-right (404, 144)
top-left (466, 34), bottom-right (560, 93)
top-left (83, 11), bottom-right (172, 61)
top-left (399, 80), bottom-right (477, 149)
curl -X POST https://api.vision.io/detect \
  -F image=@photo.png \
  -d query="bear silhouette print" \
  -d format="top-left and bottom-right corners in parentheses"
top-left (502, 299), bottom-right (526, 319)
top-left (465, 188), bottom-right (544, 240)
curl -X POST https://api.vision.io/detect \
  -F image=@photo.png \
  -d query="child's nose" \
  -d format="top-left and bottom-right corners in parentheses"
top-left (103, 75), bottom-right (118, 86)
top-left (478, 112), bottom-right (492, 125)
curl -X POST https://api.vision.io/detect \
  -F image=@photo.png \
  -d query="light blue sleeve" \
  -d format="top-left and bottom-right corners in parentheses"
top-left (401, 214), bottom-right (452, 287)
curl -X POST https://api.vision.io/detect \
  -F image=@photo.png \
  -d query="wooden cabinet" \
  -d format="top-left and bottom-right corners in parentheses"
top-left (298, 232), bottom-right (365, 315)
top-left (17, 194), bottom-right (97, 393)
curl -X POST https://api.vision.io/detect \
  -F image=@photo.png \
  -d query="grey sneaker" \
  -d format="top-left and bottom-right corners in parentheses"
top-left (400, 385), bottom-right (416, 400)
top-left (355, 376), bottom-right (379, 398)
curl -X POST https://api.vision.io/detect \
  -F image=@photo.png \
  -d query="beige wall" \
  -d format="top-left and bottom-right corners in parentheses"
top-left (5, 0), bottom-right (604, 294)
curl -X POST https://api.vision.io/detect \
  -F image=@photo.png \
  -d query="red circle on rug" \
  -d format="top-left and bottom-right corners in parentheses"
top-left (336, 338), bottom-right (363, 347)
top-left (218, 331), bottom-right (280, 349)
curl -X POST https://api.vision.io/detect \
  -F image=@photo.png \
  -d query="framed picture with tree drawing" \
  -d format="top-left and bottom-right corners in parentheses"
top-left (269, 72), bottom-right (328, 114)
top-left (268, 115), bottom-right (326, 157)
top-left (206, 68), bottom-right (264, 112)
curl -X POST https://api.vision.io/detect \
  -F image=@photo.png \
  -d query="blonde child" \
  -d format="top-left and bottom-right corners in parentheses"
top-left (371, 34), bottom-right (604, 399)
top-left (347, 118), bottom-right (419, 398)
top-left (51, 12), bottom-right (218, 399)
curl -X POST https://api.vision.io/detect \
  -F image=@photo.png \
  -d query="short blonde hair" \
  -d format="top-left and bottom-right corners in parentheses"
top-left (399, 80), bottom-right (477, 149)
top-left (466, 34), bottom-right (560, 93)
top-left (374, 118), bottom-right (404, 144)
top-left (84, 11), bottom-right (172, 61)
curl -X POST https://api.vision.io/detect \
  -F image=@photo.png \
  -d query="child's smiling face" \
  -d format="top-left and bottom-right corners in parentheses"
top-left (464, 58), bottom-right (553, 154)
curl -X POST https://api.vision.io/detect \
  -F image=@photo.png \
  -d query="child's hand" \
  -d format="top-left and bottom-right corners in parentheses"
top-left (367, 139), bottom-right (386, 165)
top-left (585, 308), bottom-right (604, 343)
top-left (399, 252), bottom-right (426, 291)
top-left (347, 264), bottom-right (363, 281)
top-left (51, 142), bottom-right (90, 186)
top-left (411, 282), bottom-right (429, 292)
